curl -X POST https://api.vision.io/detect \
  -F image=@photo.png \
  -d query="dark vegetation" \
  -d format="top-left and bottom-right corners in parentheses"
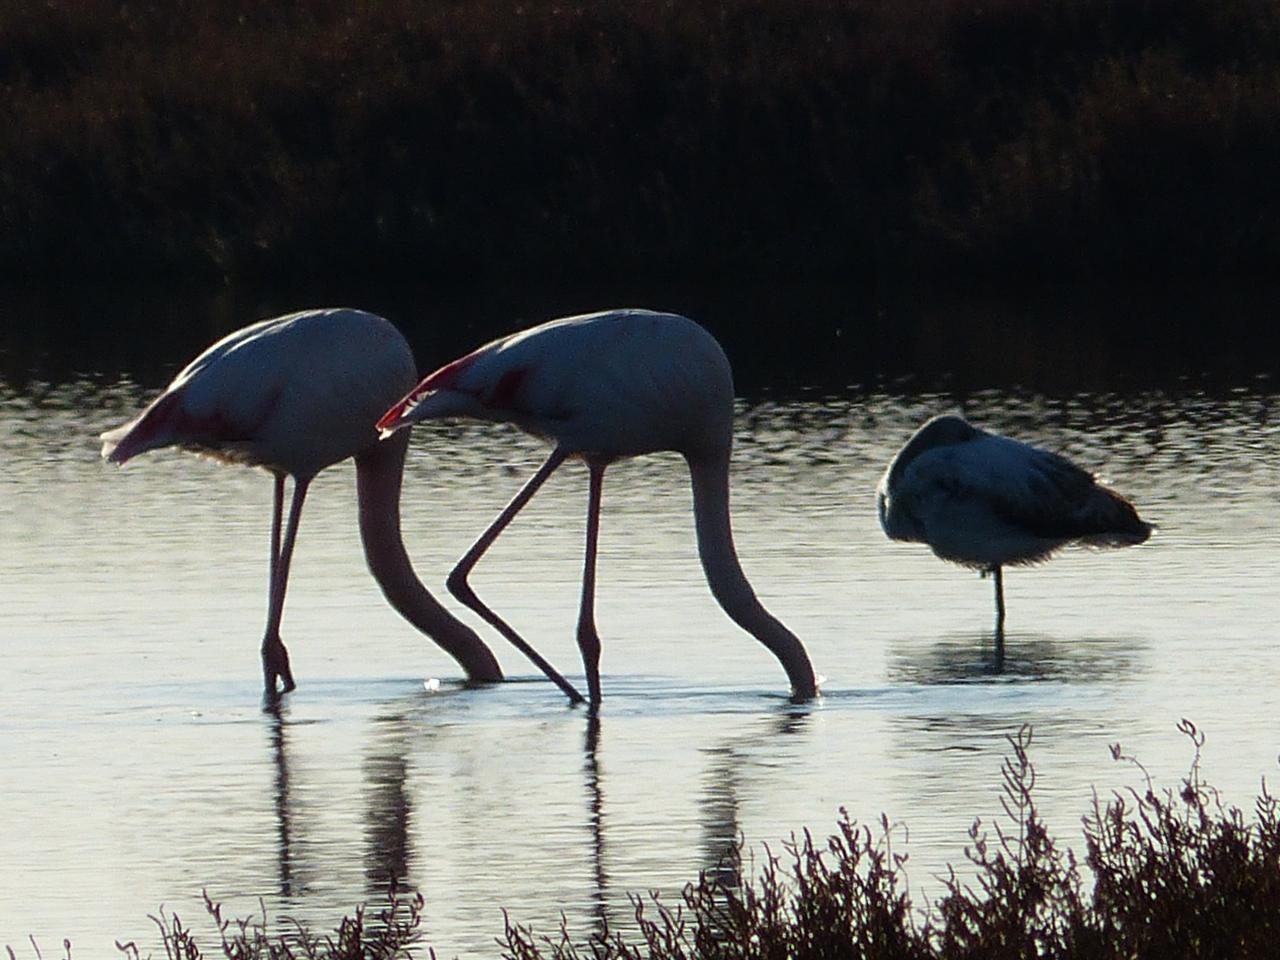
top-left (2, 0), bottom-right (1279, 286)
top-left (126, 886), bottom-right (427, 960)
top-left (498, 722), bottom-right (1280, 959)
top-left (10, 722), bottom-right (1279, 959)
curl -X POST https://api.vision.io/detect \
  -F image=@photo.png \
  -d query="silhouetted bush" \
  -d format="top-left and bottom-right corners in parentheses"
top-left (499, 722), bottom-right (1280, 959)
top-left (8, 723), bottom-right (1277, 958)
top-left (2, 0), bottom-right (1279, 285)
top-left (112, 884), bottom-right (426, 959)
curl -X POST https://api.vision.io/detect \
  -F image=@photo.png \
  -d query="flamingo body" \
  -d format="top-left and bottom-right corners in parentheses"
top-left (102, 308), bottom-right (503, 696)
top-left (379, 308), bottom-right (817, 710)
top-left (103, 309), bottom-right (413, 475)
top-left (877, 414), bottom-right (1152, 633)
top-left (382, 309), bottom-right (734, 460)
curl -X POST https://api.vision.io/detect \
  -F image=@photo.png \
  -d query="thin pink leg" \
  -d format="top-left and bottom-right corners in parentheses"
top-left (269, 472), bottom-right (284, 596)
top-left (263, 474), bottom-right (285, 696)
top-left (263, 475), bottom-right (310, 697)
top-left (577, 463), bottom-right (605, 712)
top-left (447, 448), bottom-right (586, 704)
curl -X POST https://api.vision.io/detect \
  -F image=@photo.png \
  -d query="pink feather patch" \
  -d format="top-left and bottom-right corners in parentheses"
top-left (377, 351), bottom-right (483, 432)
top-left (486, 368), bottom-right (528, 409)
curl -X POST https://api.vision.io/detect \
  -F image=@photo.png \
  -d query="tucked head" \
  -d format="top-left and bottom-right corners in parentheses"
top-left (884, 414), bottom-right (983, 492)
top-left (911, 414), bottom-right (982, 447)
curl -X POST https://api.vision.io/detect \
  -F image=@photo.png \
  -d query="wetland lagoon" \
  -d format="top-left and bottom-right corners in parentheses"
top-left (3, 281), bottom-right (1280, 955)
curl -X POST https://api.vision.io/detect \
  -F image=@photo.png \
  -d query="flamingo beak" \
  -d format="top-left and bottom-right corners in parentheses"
top-left (377, 384), bottom-right (433, 438)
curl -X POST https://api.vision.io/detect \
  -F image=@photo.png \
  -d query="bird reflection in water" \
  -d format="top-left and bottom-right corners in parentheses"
top-left (699, 743), bottom-right (744, 901)
top-left (265, 702), bottom-right (295, 899)
top-left (583, 716), bottom-right (609, 939)
top-left (261, 696), bottom-right (814, 948)
top-left (577, 709), bottom-right (810, 945)
top-left (886, 630), bottom-right (1143, 685)
top-left (700, 710), bottom-right (812, 932)
top-left (265, 701), bottom-right (419, 907)
top-left (364, 713), bottom-right (413, 896)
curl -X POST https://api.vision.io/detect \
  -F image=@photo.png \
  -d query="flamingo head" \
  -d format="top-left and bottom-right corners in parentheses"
top-left (377, 352), bottom-right (487, 438)
top-left (377, 381), bottom-right (433, 437)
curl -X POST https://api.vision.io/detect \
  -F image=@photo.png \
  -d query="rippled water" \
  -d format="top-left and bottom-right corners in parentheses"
top-left (3, 357), bottom-right (1280, 953)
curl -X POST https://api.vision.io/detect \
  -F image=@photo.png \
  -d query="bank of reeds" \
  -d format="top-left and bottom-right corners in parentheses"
top-left (2, 0), bottom-right (1279, 285)
top-left (10, 721), bottom-right (1276, 959)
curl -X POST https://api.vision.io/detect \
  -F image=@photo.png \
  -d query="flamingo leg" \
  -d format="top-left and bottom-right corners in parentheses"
top-left (263, 474), bottom-right (286, 696)
top-left (269, 472), bottom-right (284, 599)
top-left (262, 475), bottom-right (310, 698)
top-left (577, 463), bottom-right (606, 712)
top-left (993, 564), bottom-right (1006, 647)
top-left (447, 447), bottom-right (586, 704)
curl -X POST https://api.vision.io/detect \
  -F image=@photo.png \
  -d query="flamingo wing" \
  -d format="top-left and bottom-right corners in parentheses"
top-left (380, 310), bottom-right (733, 459)
top-left (103, 309), bottom-right (415, 473)
top-left (901, 434), bottom-right (1148, 565)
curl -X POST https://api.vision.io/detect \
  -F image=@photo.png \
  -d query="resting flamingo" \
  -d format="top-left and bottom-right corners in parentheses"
top-left (877, 414), bottom-right (1152, 640)
top-left (376, 308), bottom-right (818, 712)
top-left (101, 308), bottom-right (513, 699)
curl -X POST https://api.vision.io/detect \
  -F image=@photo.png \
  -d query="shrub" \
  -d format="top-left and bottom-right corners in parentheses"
top-left (500, 721), bottom-right (1280, 959)
top-left (9, 722), bottom-right (1275, 959)
top-left (3, 0), bottom-right (1280, 283)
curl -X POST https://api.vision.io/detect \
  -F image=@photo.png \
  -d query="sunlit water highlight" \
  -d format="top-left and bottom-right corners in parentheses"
top-left (3, 379), bottom-right (1279, 954)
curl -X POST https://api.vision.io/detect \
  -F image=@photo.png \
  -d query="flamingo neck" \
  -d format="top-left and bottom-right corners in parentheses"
top-left (354, 432), bottom-right (503, 682)
top-left (687, 449), bottom-right (817, 699)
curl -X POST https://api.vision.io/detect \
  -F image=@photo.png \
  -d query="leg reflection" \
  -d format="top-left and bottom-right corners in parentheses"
top-left (700, 743), bottom-right (743, 899)
top-left (583, 715), bottom-right (608, 937)
top-left (264, 700), bottom-right (420, 908)
top-left (701, 711), bottom-right (812, 900)
top-left (364, 713), bottom-right (413, 896)
top-left (266, 703), bottom-right (294, 898)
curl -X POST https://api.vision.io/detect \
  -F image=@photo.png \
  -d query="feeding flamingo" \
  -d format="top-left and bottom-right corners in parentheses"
top-left (877, 414), bottom-right (1153, 640)
top-left (376, 308), bottom-right (818, 712)
top-left (101, 308), bottom-right (513, 699)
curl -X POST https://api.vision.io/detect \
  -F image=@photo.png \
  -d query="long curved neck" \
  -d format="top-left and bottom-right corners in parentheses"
top-left (354, 432), bottom-right (503, 682)
top-left (687, 448), bottom-right (817, 700)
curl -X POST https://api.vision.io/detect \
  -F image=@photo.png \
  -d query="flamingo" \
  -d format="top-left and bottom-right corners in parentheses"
top-left (376, 308), bottom-right (818, 712)
top-left (877, 414), bottom-right (1153, 640)
top-left (100, 308), bottom-right (511, 699)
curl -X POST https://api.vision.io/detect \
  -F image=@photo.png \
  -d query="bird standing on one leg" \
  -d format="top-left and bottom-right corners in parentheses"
top-left (377, 308), bottom-right (818, 713)
top-left (877, 414), bottom-right (1152, 642)
top-left (101, 308), bottom-right (505, 700)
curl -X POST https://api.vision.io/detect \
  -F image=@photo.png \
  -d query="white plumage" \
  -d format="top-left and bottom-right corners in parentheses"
top-left (101, 308), bottom-right (503, 697)
top-left (878, 414), bottom-right (1152, 635)
top-left (103, 309), bottom-right (413, 474)
top-left (383, 309), bottom-right (735, 458)
top-left (379, 308), bottom-right (818, 711)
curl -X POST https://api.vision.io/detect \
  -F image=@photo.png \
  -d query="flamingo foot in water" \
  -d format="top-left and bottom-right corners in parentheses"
top-left (262, 636), bottom-right (297, 697)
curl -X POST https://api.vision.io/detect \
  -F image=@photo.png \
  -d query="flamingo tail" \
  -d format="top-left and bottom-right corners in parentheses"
top-left (1077, 484), bottom-right (1154, 547)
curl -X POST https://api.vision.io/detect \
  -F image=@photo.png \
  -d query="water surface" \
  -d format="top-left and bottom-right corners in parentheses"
top-left (2, 290), bottom-right (1280, 953)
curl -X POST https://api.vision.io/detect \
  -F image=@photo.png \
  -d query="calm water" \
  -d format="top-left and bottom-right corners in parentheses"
top-left (3, 289), bottom-right (1280, 954)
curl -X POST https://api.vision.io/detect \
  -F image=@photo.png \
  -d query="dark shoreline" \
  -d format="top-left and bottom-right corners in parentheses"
top-left (2, 0), bottom-right (1278, 286)
top-left (4, 273), bottom-right (1280, 397)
